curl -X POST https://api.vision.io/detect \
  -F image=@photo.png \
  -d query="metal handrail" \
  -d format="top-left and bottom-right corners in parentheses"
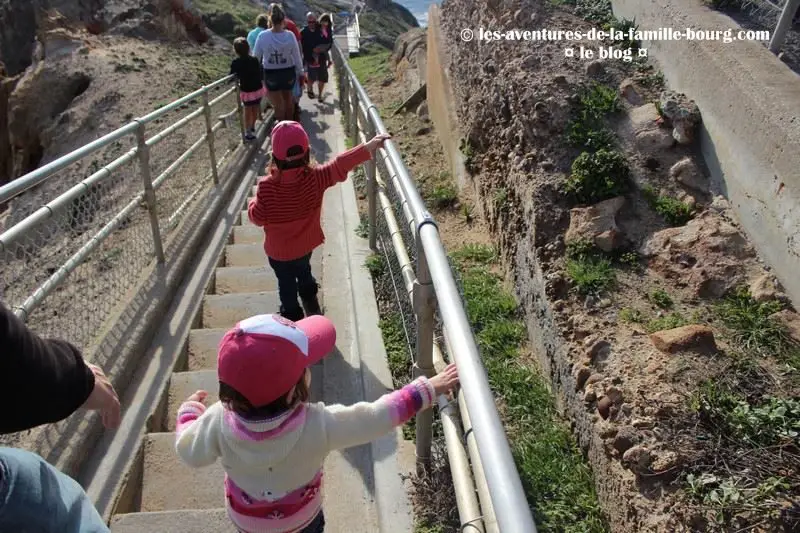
top-left (0, 75), bottom-right (234, 206)
top-left (333, 42), bottom-right (537, 533)
top-left (1, 75), bottom-right (241, 322)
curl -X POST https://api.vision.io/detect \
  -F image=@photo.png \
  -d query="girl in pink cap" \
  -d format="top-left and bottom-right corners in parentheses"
top-left (175, 313), bottom-right (459, 533)
top-left (248, 120), bottom-right (390, 321)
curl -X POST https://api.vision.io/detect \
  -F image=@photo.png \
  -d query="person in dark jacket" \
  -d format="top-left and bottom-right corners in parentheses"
top-left (0, 301), bottom-right (121, 532)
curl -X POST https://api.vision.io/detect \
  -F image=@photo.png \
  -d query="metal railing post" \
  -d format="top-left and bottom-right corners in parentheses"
top-left (365, 143), bottom-right (377, 251)
top-left (202, 91), bottom-right (220, 185)
top-left (134, 122), bottom-right (165, 263)
top-left (769, 0), bottom-right (800, 53)
top-left (413, 215), bottom-right (437, 471)
top-left (235, 81), bottom-right (246, 141)
top-left (348, 80), bottom-right (358, 141)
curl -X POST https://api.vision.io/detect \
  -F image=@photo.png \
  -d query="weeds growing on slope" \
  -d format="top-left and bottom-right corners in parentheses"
top-left (452, 244), bottom-right (608, 533)
top-left (565, 149), bottom-right (630, 205)
top-left (347, 44), bottom-right (392, 84)
top-left (642, 185), bottom-right (694, 227)
top-left (713, 287), bottom-right (799, 366)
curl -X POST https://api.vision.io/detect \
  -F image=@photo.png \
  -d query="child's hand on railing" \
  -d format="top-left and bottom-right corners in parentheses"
top-left (429, 363), bottom-right (459, 396)
top-left (365, 133), bottom-right (391, 154)
top-left (186, 390), bottom-right (208, 405)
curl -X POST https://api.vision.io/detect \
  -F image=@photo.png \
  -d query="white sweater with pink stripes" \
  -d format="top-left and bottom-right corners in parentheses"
top-left (175, 377), bottom-right (436, 533)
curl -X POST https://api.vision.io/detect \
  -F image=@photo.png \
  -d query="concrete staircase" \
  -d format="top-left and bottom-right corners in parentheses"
top-left (105, 84), bottom-right (415, 532)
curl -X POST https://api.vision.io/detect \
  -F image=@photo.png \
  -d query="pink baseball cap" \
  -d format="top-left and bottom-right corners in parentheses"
top-left (217, 314), bottom-right (336, 406)
top-left (271, 121), bottom-right (309, 161)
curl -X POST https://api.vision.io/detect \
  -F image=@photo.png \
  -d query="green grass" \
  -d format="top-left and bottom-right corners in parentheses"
top-left (642, 186), bottom-right (694, 227)
top-left (451, 243), bottom-right (497, 264)
top-left (192, 53), bottom-right (230, 85)
top-left (425, 184), bottom-right (458, 209)
top-left (574, 0), bottom-right (615, 25)
top-left (355, 214), bottom-right (369, 239)
top-left (193, 0), bottom-right (262, 41)
top-left (566, 84), bottom-right (621, 151)
top-left (452, 247), bottom-right (608, 532)
top-left (648, 288), bottom-right (674, 309)
top-left (380, 313), bottom-right (412, 385)
top-left (713, 287), bottom-right (800, 365)
top-left (564, 238), bottom-right (616, 296)
top-left (566, 257), bottom-right (616, 295)
top-left (645, 311), bottom-right (689, 333)
top-left (691, 381), bottom-right (800, 446)
top-left (565, 149), bottom-right (630, 205)
top-left (364, 253), bottom-right (385, 277)
top-left (619, 307), bottom-right (645, 324)
top-left (348, 44), bottom-right (392, 84)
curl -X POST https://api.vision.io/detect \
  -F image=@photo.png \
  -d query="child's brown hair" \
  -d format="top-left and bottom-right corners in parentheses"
top-left (219, 368), bottom-right (310, 419)
top-left (233, 37), bottom-right (249, 58)
top-left (268, 3), bottom-right (285, 27)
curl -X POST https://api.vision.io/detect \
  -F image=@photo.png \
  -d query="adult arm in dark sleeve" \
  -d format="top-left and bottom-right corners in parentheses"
top-left (0, 301), bottom-right (95, 434)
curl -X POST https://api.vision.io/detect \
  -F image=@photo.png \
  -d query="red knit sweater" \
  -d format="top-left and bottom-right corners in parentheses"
top-left (248, 145), bottom-right (371, 261)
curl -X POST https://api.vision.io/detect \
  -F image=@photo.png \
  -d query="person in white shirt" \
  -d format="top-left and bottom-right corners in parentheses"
top-left (252, 4), bottom-right (305, 121)
top-left (174, 313), bottom-right (459, 533)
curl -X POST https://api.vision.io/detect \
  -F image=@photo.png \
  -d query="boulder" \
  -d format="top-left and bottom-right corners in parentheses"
top-left (612, 426), bottom-right (639, 454)
top-left (622, 445), bottom-right (652, 475)
top-left (627, 103), bottom-right (674, 153)
top-left (565, 196), bottom-right (626, 252)
top-left (640, 211), bottom-right (755, 298)
top-left (585, 60), bottom-right (604, 77)
top-left (749, 273), bottom-right (785, 303)
top-left (619, 78), bottom-right (643, 105)
top-left (201, 12), bottom-right (235, 37)
top-left (416, 101), bottom-right (429, 121)
top-left (669, 157), bottom-right (708, 193)
top-left (770, 309), bottom-right (800, 343)
top-left (659, 91), bottom-right (701, 144)
top-left (649, 325), bottom-right (717, 354)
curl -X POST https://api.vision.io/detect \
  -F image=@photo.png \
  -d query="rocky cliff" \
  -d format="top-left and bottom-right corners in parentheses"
top-left (0, 0), bottom-right (214, 192)
top-left (437, 0), bottom-right (800, 531)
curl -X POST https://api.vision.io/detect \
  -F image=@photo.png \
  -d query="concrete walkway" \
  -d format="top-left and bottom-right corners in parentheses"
top-left (103, 77), bottom-right (415, 531)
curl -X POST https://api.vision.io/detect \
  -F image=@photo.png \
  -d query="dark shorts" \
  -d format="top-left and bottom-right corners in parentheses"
top-left (307, 66), bottom-right (329, 83)
top-left (243, 98), bottom-right (262, 107)
top-left (263, 67), bottom-right (296, 92)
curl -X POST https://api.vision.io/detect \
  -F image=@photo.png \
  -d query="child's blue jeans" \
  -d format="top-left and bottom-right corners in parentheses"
top-left (268, 252), bottom-right (318, 321)
top-left (0, 447), bottom-right (109, 533)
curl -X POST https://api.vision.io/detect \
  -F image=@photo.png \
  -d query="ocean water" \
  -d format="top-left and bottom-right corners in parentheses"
top-left (396, 0), bottom-right (440, 27)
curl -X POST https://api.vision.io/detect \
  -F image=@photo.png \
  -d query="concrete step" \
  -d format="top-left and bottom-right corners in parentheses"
top-left (225, 244), bottom-right (267, 268)
top-left (240, 210), bottom-right (254, 226)
top-left (223, 245), bottom-right (324, 275)
top-left (202, 292), bottom-right (279, 329)
top-left (215, 266), bottom-right (276, 294)
top-left (111, 509), bottom-right (235, 533)
top-left (232, 224), bottom-right (264, 245)
top-left (141, 433), bottom-right (225, 512)
top-left (166, 370), bottom-right (219, 431)
top-left (187, 328), bottom-right (226, 371)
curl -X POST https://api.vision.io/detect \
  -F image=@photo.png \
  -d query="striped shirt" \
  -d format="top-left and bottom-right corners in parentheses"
top-left (248, 145), bottom-right (371, 261)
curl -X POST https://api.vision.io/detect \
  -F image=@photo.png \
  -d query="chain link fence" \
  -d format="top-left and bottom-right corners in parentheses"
top-left (0, 76), bottom-right (242, 353)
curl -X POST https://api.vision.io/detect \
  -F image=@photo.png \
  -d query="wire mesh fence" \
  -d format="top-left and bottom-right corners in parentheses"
top-left (0, 77), bottom-right (241, 353)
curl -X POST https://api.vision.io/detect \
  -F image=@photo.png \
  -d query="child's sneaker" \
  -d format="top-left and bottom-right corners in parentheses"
top-left (301, 295), bottom-right (322, 316)
top-left (299, 283), bottom-right (322, 316)
top-left (244, 132), bottom-right (256, 141)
